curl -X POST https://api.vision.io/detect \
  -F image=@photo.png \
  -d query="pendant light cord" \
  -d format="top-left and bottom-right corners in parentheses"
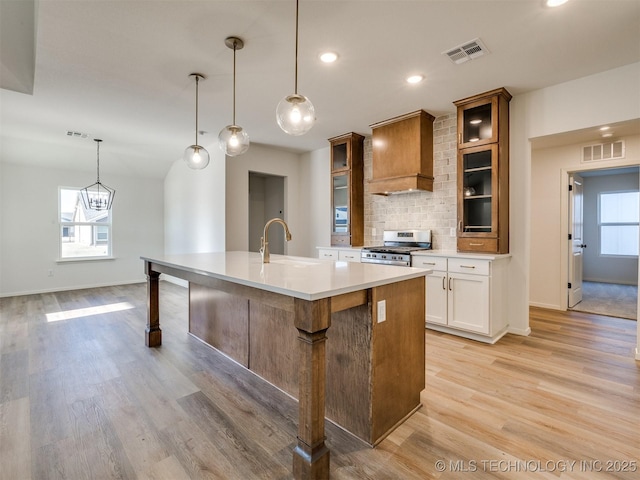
top-left (194, 75), bottom-right (200, 145)
top-left (95, 140), bottom-right (101, 183)
top-left (233, 40), bottom-right (237, 125)
top-left (294, 0), bottom-right (299, 95)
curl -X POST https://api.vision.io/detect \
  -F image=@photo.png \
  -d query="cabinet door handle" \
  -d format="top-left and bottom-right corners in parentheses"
top-left (460, 265), bottom-right (476, 269)
top-left (448, 277), bottom-right (452, 291)
top-left (458, 221), bottom-right (462, 232)
top-left (458, 133), bottom-right (462, 144)
top-left (442, 276), bottom-right (446, 290)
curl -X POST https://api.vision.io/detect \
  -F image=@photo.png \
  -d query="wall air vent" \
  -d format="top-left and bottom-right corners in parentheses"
top-left (443, 38), bottom-right (489, 65)
top-left (582, 140), bottom-right (625, 163)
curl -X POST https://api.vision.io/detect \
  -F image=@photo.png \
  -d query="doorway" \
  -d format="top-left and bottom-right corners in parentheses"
top-left (567, 166), bottom-right (639, 320)
top-left (248, 172), bottom-right (285, 254)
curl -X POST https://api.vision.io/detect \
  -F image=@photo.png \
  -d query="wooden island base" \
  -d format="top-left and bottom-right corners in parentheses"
top-left (143, 255), bottom-right (425, 479)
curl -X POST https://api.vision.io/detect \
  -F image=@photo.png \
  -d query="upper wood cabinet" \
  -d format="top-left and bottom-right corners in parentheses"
top-left (454, 88), bottom-right (511, 254)
top-left (329, 133), bottom-right (365, 247)
top-left (369, 110), bottom-right (435, 195)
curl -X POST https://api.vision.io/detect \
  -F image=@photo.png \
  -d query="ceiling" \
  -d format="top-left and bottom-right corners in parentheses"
top-left (1, 0), bottom-right (639, 179)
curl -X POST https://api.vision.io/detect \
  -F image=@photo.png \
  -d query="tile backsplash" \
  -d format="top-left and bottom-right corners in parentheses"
top-left (363, 113), bottom-right (458, 250)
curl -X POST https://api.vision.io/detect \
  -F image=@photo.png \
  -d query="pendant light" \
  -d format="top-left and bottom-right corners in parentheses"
top-left (218, 36), bottom-right (250, 156)
top-left (80, 139), bottom-right (115, 211)
top-left (183, 73), bottom-right (210, 169)
top-left (276, 0), bottom-right (316, 136)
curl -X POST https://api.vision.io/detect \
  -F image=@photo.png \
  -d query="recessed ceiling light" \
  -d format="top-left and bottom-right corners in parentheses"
top-left (546, 0), bottom-right (569, 7)
top-left (319, 52), bottom-right (338, 63)
top-left (599, 126), bottom-right (610, 131)
top-left (406, 75), bottom-right (424, 84)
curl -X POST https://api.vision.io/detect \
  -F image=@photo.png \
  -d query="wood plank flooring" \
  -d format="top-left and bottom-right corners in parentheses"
top-left (1, 284), bottom-right (638, 479)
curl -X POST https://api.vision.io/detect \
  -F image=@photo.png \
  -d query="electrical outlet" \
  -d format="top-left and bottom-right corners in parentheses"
top-left (372, 227), bottom-right (377, 237)
top-left (377, 300), bottom-right (386, 323)
top-left (450, 227), bottom-right (456, 237)
top-left (48, 269), bottom-right (53, 277)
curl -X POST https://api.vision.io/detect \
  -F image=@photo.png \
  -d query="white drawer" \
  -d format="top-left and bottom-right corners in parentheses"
top-left (448, 257), bottom-right (490, 276)
top-left (318, 249), bottom-right (338, 260)
top-left (338, 250), bottom-right (360, 262)
top-left (412, 256), bottom-right (447, 271)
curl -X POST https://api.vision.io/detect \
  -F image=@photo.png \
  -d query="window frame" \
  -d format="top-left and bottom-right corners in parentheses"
top-left (58, 186), bottom-right (114, 261)
top-left (597, 189), bottom-right (639, 258)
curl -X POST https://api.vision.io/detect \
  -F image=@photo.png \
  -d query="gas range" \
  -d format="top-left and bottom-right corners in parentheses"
top-left (361, 230), bottom-right (432, 266)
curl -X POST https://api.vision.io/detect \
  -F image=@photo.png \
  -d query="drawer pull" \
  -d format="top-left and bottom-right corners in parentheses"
top-left (460, 265), bottom-right (476, 269)
top-left (469, 243), bottom-right (484, 246)
top-left (422, 262), bottom-right (436, 265)
top-left (344, 255), bottom-right (354, 259)
top-left (323, 253), bottom-right (332, 257)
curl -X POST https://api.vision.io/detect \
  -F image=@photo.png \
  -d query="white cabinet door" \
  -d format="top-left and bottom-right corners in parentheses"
top-left (447, 272), bottom-right (490, 334)
top-left (426, 271), bottom-right (447, 325)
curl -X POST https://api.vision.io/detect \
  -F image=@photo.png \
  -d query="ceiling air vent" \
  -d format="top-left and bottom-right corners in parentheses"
top-left (443, 38), bottom-right (489, 65)
top-left (582, 140), bottom-right (625, 163)
top-left (66, 130), bottom-right (90, 138)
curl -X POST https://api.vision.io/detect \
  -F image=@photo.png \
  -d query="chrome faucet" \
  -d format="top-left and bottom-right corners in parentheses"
top-left (260, 218), bottom-right (292, 263)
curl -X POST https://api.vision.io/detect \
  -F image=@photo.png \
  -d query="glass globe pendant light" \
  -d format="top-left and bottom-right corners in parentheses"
top-left (183, 73), bottom-right (210, 169)
top-left (276, 0), bottom-right (316, 136)
top-left (218, 36), bottom-right (250, 156)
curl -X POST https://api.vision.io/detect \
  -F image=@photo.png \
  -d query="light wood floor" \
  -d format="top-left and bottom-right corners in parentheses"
top-left (1, 282), bottom-right (638, 479)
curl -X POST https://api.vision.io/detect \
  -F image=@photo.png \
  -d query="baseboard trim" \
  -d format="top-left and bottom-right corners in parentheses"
top-left (0, 279), bottom-right (145, 298)
top-left (529, 302), bottom-right (565, 311)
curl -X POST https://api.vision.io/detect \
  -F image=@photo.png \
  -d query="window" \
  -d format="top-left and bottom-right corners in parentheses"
top-left (59, 187), bottom-right (112, 259)
top-left (599, 190), bottom-right (639, 257)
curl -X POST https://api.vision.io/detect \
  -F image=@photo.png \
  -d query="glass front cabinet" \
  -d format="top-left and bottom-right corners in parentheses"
top-left (329, 133), bottom-right (364, 246)
top-left (454, 88), bottom-right (511, 254)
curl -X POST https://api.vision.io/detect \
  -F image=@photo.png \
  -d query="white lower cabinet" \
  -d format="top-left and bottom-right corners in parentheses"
top-left (412, 254), bottom-right (509, 344)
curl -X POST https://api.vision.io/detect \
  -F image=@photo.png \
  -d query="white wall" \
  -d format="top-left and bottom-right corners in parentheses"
top-left (512, 61), bottom-right (640, 358)
top-left (225, 143), bottom-right (308, 256)
top-left (302, 146), bottom-right (332, 255)
top-left (0, 162), bottom-right (164, 296)
top-left (530, 137), bottom-right (640, 308)
top-left (164, 148), bottom-right (226, 254)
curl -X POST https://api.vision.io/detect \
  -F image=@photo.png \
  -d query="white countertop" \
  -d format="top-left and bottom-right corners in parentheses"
top-left (142, 251), bottom-right (430, 301)
top-left (411, 250), bottom-right (512, 260)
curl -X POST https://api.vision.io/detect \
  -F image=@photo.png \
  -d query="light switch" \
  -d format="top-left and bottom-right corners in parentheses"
top-left (377, 300), bottom-right (386, 323)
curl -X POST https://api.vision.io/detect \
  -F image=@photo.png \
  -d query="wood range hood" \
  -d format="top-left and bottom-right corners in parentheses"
top-left (368, 109), bottom-right (435, 195)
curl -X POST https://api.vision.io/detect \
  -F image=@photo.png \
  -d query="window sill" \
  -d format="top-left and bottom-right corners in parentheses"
top-left (56, 256), bottom-right (116, 264)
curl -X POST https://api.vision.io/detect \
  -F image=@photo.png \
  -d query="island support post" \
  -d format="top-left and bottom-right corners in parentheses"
top-left (145, 262), bottom-right (161, 347)
top-left (293, 297), bottom-right (331, 479)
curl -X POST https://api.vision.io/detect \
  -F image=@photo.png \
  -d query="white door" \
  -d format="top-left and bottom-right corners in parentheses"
top-left (447, 272), bottom-right (490, 334)
top-left (425, 271), bottom-right (448, 325)
top-left (568, 174), bottom-right (584, 308)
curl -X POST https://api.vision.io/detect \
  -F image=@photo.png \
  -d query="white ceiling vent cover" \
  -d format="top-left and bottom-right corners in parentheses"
top-left (443, 38), bottom-right (489, 64)
top-left (582, 140), bottom-right (625, 163)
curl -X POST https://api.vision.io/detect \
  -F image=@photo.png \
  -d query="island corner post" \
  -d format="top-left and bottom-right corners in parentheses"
top-left (143, 259), bottom-right (332, 479)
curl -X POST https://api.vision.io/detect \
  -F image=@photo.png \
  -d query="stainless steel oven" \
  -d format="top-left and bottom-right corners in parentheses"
top-left (361, 230), bottom-right (432, 266)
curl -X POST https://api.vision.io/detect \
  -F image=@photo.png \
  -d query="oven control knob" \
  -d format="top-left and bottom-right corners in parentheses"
top-left (382, 255), bottom-right (386, 259)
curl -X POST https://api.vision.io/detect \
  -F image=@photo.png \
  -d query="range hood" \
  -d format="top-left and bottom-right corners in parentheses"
top-left (369, 110), bottom-right (435, 195)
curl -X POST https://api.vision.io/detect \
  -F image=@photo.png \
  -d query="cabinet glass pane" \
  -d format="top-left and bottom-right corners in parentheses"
top-left (463, 104), bottom-right (492, 143)
top-left (333, 174), bottom-right (348, 233)
top-left (332, 143), bottom-right (348, 170)
top-left (462, 150), bottom-right (492, 232)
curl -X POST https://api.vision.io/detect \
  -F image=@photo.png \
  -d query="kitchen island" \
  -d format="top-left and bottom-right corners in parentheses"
top-left (142, 251), bottom-right (429, 479)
